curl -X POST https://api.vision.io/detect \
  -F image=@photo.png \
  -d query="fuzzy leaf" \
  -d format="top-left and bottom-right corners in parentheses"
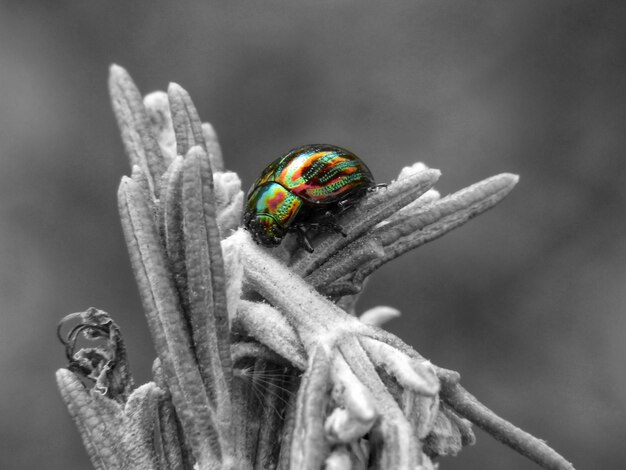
top-left (355, 173), bottom-right (519, 284)
top-left (168, 83), bottom-right (206, 158)
top-left (109, 64), bottom-right (165, 197)
top-left (289, 346), bottom-right (332, 470)
top-left (56, 369), bottom-right (129, 469)
top-left (123, 383), bottom-right (163, 469)
top-left (326, 354), bottom-right (377, 443)
top-left (118, 176), bottom-right (222, 468)
top-left (181, 147), bottom-right (233, 398)
top-left (234, 300), bottom-right (307, 370)
top-left (290, 168), bottom-right (441, 276)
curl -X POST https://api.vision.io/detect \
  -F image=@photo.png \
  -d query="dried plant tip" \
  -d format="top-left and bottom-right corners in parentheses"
top-left (57, 308), bottom-right (133, 402)
top-left (109, 64), bottom-right (165, 197)
top-left (358, 306), bottom-right (401, 327)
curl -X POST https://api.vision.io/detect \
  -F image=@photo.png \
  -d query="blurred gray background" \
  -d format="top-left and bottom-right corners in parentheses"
top-left (1, 1), bottom-right (624, 468)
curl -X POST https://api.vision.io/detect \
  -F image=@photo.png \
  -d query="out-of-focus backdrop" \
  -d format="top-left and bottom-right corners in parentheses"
top-left (1, 1), bottom-right (624, 468)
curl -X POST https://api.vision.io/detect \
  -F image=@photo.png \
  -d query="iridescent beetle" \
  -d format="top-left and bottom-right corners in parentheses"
top-left (244, 144), bottom-right (376, 252)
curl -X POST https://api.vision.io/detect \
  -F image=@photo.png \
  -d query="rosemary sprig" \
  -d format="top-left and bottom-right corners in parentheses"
top-left (57, 65), bottom-right (576, 470)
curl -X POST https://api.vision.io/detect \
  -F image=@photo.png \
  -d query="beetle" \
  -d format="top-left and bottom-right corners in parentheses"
top-left (244, 144), bottom-right (376, 252)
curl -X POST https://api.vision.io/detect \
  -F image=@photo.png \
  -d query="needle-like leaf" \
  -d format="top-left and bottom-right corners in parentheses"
top-left (290, 168), bottom-right (441, 276)
top-left (118, 176), bottom-right (221, 468)
top-left (180, 146), bottom-right (233, 432)
top-left (168, 83), bottom-right (206, 158)
top-left (289, 346), bottom-right (332, 470)
top-left (109, 65), bottom-right (165, 197)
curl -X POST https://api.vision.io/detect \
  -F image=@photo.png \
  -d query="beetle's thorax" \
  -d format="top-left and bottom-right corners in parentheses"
top-left (244, 182), bottom-right (303, 245)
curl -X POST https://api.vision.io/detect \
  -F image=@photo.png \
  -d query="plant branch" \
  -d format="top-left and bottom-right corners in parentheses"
top-left (440, 380), bottom-right (574, 470)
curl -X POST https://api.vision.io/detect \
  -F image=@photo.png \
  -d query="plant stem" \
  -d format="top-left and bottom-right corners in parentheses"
top-left (440, 382), bottom-right (575, 470)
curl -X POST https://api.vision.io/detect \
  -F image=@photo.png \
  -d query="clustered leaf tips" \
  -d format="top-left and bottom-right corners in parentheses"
top-left (56, 64), bottom-right (575, 470)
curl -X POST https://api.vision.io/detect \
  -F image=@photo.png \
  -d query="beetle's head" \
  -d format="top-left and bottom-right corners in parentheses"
top-left (244, 182), bottom-right (302, 248)
top-left (244, 213), bottom-right (287, 246)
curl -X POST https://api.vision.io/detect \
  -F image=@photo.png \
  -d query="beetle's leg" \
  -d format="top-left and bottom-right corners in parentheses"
top-left (293, 225), bottom-right (315, 253)
top-left (335, 199), bottom-right (355, 213)
top-left (308, 212), bottom-right (347, 237)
